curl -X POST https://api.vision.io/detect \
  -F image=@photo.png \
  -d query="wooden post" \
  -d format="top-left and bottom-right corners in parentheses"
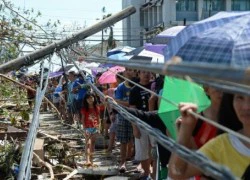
top-left (0, 6), bottom-right (136, 73)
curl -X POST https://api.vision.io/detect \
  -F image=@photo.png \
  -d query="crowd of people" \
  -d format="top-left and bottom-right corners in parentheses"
top-left (21, 66), bottom-right (250, 180)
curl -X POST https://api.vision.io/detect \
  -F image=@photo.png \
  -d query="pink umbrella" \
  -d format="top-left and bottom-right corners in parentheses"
top-left (98, 66), bottom-right (125, 84)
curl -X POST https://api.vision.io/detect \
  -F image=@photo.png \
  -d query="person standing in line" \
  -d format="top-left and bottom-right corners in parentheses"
top-left (106, 72), bottom-right (125, 152)
top-left (72, 72), bottom-right (90, 126)
top-left (129, 70), bottom-right (152, 180)
top-left (114, 68), bottom-right (135, 173)
top-left (81, 92), bottom-right (100, 165)
top-left (66, 71), bottom-right (77, 124)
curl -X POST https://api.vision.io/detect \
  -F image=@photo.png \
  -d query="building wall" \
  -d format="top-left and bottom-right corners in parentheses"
top-left (122, 0), bottom-right (143, 47)
top-left (122, 0), bottom-right (250, 47)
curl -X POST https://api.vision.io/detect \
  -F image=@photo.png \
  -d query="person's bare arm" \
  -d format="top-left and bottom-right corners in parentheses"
top-left (148, 94), bottom-right (158, 111)
top-left (81, 114), bottom-right (85, 129)
top-left (129, 105), bottom-right (141, 138)
top-left (114, 99), bottom-right (130, 107)
top-left (168, 103), bottom-right (202, 179)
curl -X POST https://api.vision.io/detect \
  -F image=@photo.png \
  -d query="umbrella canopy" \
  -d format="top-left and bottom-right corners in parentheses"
top-left (98, 66), bottom-right (125, 84)
top-left (56, 64), bottom-right (75, 72)
top-left (91, 67), bottom-right (107, 77)
top-left (107, 46), bottom-right (135, 57)
top-left (175, 14), bottom-right (250, 67)
top-left (108, 52), bottom-right (131, 61)
top-left (68, 66), bottom-right (92, 75)
top-left (158, 77), bottom-right (211, 140)
top-left (107, 45), bottom-right (164, 63)
top-left (127, 47), bottom-right (165, 63)
top-left (150, 26), bottom-right (185, 44)
top-left (49, 71), bottom-right (63, 78)
top-left (84, 62), bottom-right (100, 68)
top-left (163, 11), bottom-right (250, 61)
top-left (143, 26), bottom-right (185, 55)
top-left (107, 46), bottom-right (135, 61)
top-left (144, 44), bottom-right (167, 55)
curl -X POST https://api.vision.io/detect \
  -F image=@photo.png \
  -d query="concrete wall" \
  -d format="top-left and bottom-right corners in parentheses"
top-left (122, 0), bottom-right (143, 47)
top-left (163, 0), bottom-right (176, 27)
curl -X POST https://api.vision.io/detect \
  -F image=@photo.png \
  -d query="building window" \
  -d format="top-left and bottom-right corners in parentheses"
top-left (203, 0), bottom-right (225, 11)
top-left (159, 5), bottom-right (163, 23)
top-left (176, 0), bottom-right (198, 21)
top-left (232, 0), bottom-right (250, 10)
top-left (176, 0), bottom-right (197, 11)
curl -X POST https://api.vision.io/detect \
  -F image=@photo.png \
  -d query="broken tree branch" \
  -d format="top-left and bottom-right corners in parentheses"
top-left (33, 152), bottom-right (55, 180)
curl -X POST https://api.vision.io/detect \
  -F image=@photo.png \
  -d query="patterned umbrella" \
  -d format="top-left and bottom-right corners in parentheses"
top-left (175, 14), bottom-right (250, 67)
top-left (163, 11), bottom-right (250, 64)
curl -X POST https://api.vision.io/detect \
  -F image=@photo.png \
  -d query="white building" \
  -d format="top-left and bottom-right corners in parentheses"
top-left (122, 0), bottom-right (250, 47)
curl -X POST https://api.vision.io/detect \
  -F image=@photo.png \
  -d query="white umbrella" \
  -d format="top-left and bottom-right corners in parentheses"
top-left (68, 66), bottom-right (92, 75)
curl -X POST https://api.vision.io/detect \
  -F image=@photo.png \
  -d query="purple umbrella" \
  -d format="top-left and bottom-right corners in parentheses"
top-left (145, 26), bottom-right (185, 55)
top-left (49, 71), bottom-right (63, 78)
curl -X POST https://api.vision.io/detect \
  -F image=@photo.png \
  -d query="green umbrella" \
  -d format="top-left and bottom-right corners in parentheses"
top-left (158, 76), bottom-right (211, 140)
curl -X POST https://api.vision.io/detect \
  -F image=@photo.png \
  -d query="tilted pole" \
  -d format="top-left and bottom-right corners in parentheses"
top-left (0, 6), bottom-right (136, 73)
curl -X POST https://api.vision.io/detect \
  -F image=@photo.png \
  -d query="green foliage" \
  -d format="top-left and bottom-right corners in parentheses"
top-left (0, 0), bottom-right (60, 64)
top-left (0, 138), bottom-right (22, 179)
top-left (46, 142), bottom-right (70, 164)
top-left (19, 110), bottom-right (29, 121)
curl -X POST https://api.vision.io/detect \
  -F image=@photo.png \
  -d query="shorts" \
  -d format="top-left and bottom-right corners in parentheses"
top-left (116, 115), bottom-right (133, 144)
top-left (85, 127), bottom-right (98, 134)
top-left (135, 129), bottom-right (150, 161)
top-left (149, 135), bottom-right (157, 147)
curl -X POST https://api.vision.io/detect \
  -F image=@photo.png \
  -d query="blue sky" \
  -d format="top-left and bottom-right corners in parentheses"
top-left (10, 0), bottom-right (123, 40)
top-left (9, 0), bottom-right (124, 72)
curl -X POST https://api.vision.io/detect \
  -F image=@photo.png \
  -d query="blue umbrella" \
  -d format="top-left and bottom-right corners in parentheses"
top-left (175, 15), bottom-right (250, 67)
top-left (163, 11), bottom-right (250, 61)
top-left (107, 46), bottom-right (135, 61)
top-left (160, 12), bottom-right (250, 94)
top-left (128, 47), bottom-right (165, 63)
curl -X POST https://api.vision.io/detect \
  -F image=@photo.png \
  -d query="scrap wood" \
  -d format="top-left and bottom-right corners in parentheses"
top-left (33, 152), bottom-right (55, 180)
top-left (38, 130), bottom-right (62, 142)
top-left (54, 164), bottom-right (74, 172)
top-left (62, 169), bottom-right (78, 180)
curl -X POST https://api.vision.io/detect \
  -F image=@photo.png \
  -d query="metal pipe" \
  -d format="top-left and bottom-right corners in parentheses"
top-left (83, 57), bottom-right (250, 90)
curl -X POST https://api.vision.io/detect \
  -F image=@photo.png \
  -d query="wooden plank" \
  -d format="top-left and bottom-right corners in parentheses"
top-left (0, 126), bottom-right (27, 140)
top-left (33, 138), bottom-right (45, 164)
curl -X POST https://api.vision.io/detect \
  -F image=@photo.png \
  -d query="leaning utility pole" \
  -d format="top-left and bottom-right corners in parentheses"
top-left (0, 6), bottom-right (136, 73)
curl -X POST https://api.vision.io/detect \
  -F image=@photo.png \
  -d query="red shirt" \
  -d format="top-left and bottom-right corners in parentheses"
top-left (81, 107), bottom-right (99, 128)
top-left (193, 119), bottom-right (217, 180)
top-left (194, 121), bottom-right (217, 148)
